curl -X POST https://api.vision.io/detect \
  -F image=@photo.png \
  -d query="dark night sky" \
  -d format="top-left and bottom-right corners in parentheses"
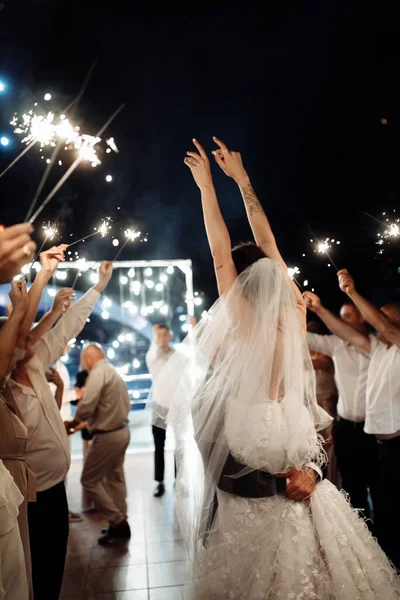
top-left (1, 3), bottom-right (400, 312)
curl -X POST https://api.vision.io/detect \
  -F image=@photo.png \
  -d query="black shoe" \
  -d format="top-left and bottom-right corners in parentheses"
top-left (153, 482), bottom-right (165, 497)
top-left (98, 520), bottom-right (131, 545)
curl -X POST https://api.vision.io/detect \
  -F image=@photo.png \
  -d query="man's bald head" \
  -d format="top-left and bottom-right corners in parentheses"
top-left (80, 343), bottom-right (106, 371)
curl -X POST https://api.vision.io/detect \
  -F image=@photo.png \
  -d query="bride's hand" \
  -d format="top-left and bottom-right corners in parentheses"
top-left (276, 468), bottom-right (317, 503)
top-left (211, 136), bottom-right (249, 186)
top-left (184, 139), bottom-right (213, 189)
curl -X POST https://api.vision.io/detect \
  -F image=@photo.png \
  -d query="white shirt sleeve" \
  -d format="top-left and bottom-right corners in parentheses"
top-left (145, 343), bottom-right (163, 375)
top-left (34, 289), bottom-right (100, 371)
top-left (306, 332), bottom-right (339, 357)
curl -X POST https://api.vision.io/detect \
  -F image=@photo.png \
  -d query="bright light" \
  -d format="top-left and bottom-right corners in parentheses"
top-left (0, 81), bottom-right (5, 92)
top-left (132, 358), bottom-right (141, 369)
top-left (126, 333), bottom-right (133, 342)
top-left (118, 334), bottom-right (126, 343)
top-left (112, 239), bottom-right (119, 247)
top-left (47, 289), bottom-right (56, 297)
top-left (155, 283), bottom-right (164, 292)
top-left (128, 268), bottom-right (135, 278)
top-left (133, 390), bottom-right (140, 399)
top-left (0, 136), bottom-right (9, 146)
top-left (107, 348), bottom-right (115, 360)
top-left (181, 323), bottom-right (190, 332)
top-left (112, 341), bottom-right (120, 349)
top-left (102, 310), bottom-right (110, 320)
top-left (160, 305), bottom-right (169, 315)
top-left (132, 281), bottom-right (141, 295)
top-left (44, 93), bottom-right (52, 101)
top-left (147, 306), bottom-right (154, 314)
top-left (194, 297), bottom-right (202, 306)
top-left (179, 315), bottom-right (187, 322)
top-left (144, 268), bottom-right (153, 276)
top-left (303, 280), bottom-right (309, 287)
top-left (120, 276), bottom-right (128, 285)
top-left (21, 265), bottom-right (30, 274)
top-left (201, 311), bottom-right (208, 319)
top-left (167, 265), bottom-right (174, 274)
top-left (102, 297), bottom-right (112, 308)
top-left (105, 174), bottom-right (113, 182)
top-left (61, 355), bottom-right (69, 363)
top-left (140, 307), bottom-right (148, 316)
top-left (90, 272), bottom-right (99, 284)
top-left (160, 274), bottom-right (168, 283)
top-left (145, 280), bottom-right (154, 289)
top-left (55, 271), bottom-right (67, 280)
top-left (33, 262), bottom-right (41, 272)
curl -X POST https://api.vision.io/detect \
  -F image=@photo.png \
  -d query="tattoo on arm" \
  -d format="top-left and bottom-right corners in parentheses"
top-left (241, 184), bottom-right (264, 217)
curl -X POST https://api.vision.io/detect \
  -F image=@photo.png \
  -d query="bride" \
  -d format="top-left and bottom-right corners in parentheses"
top-left (152, 137), bottom-right (400, 599)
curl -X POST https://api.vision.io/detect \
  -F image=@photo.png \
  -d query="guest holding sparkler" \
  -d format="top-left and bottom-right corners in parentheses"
top-left (336, 269), bottom-right (400, 571)
top-left (8, 249), bottom-right (113, 599)
top-left (303, 291), bottom-right (377, 520)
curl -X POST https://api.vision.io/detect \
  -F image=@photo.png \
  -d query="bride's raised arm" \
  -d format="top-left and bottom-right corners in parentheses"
top-left (212, 137), bottom-right (286, 271)
top-left (185, 138), bottom-right (237, 296)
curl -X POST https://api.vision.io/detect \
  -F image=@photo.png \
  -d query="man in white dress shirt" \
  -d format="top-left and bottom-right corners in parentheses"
top-left (9, 259), bottom-right (113, 599)
top-left (303, 292), bottom-right (377, 520)
top-left (146, 324), bottom-right (175, 497)
top-left (335, 269), bottom-right (400, 570)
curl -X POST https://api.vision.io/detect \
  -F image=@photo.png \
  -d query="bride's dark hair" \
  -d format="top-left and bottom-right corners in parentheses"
top-left (231, 242), bottom-right (266, 275)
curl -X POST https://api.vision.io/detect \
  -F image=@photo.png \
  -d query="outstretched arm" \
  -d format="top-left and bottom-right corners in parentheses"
top-left (0, 281), bottom-right (28, 380)
top-left (212, 137), bottom-right (285, 269)
top-left (303, 291), bottom-right (371, 352)
top-left (30, 287), bottom-right (75, 344)
top-left (185, 138), bottom-right (237, 296)
top-left (338, 269), bottom-right (400, 348)
top-left (18, 244), bottom-right (67, 343)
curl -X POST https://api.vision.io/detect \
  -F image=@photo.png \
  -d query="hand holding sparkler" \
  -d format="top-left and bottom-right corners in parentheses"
top-left (93, 261), bottom-right (113, 293)
top-left (303, 291), bottom-right (322, 313)
top-left (51, 288), bottom-right (75, 317)
top-left (0, 223), bottom-right (36, 284)
top-left (337, 269), bottom-right (356, 297)
top-left (9, 280), bottom-right (29, 318)
top-left (39, 244), bottom-right (68, 277)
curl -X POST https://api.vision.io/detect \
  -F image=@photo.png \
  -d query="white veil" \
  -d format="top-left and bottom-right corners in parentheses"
top-left (150, 257), bottom-right (332, 567)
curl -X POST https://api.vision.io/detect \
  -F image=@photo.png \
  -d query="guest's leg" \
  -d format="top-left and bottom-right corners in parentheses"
top-left (373, 439), bottom-right (400, 569)
top-left (28, 482), bottom-right (69, 600)
top-left (152, 425), bottom-right (166, 483)
top-left (81, 429), bottom-right (129, 524)
top-left (103, 430), bottom-right (130, 521)
top-left (332, 419), bottom-right (371, 517)
top-left (82, 438), bottom-right (93, 509)
top-left (0, 520), bottom-right (29, 600)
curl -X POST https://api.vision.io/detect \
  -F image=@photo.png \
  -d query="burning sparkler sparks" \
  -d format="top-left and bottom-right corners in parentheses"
top-left (42, 222), bottom-right (58, 240)
top-left (308, 228), bottom-right (340, 271)
top-left (113, 228), bottom-right (142, 261)
top-left (11, 109), bottom-right (108, 167)
top-left (288, 266), bottom-right (300, 280)
top-left (67, 218), bottom-right (112, 248)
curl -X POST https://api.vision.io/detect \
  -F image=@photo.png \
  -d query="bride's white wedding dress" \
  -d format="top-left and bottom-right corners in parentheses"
top-left (191, 400), bottom-right (400, 600)
top-left (151, 258), bottom-right (400, 599)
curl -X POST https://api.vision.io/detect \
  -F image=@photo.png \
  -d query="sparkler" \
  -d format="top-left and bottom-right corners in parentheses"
top-left (113, 228), bottom-right (142, 261)
top-left (366, 211), bottom-right (400, 251)
top-left (71, 257), bottom-right (89, 289)
top-left (67, 218), bottom-right (112, 248)
top-left (288, 266), bottom-right (300, 280)
top-left (28, 104), bottom-right (125, 224)
top-left (308, 226), bottom-right (340, 271)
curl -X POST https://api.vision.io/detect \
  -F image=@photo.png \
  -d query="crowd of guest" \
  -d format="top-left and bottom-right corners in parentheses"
top-left (0, 224), bottom-right (131, 600)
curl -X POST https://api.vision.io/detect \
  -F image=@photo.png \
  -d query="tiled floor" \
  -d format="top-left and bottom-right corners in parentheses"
top-left (61, 449), bottom-right (186, 600)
